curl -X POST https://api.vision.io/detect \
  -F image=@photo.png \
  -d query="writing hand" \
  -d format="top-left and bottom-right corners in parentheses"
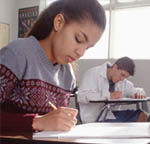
top-left (131, 93), bottom-right (146, 99)
top-left (110, 91), bottom-right (122, 99)
top-left (132, 88), bottom-right (146, 99)
top-left (32, 107), bottom-right (78, 131)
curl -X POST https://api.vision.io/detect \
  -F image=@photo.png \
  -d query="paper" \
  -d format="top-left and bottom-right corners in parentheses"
top-left (90, 97), bottom-right (150, 103)
top-left (110, 97), bottom-right (150, 101)
top-left (33, 122), bottom-right (150, 139)
top-left (75, 138), bottom-right (150, 144)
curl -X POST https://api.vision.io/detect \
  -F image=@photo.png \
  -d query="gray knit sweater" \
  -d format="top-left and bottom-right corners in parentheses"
top-left (0, 36), bottom-right (76, 131)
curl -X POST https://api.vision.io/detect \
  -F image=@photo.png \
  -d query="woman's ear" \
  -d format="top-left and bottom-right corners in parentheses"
top-left (53, 13), bottom-right (65, 32)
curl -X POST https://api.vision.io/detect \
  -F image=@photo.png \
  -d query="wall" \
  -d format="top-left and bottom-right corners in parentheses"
top-left (0, 0), bottom-right (40, 42)
top-left (0, 0), bottom-right (17, 42)
top-left (17, 0), bottom-right (40, 8)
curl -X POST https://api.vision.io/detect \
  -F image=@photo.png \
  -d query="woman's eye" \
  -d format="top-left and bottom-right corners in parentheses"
top-left (75, 36), bottom-right (82, 43)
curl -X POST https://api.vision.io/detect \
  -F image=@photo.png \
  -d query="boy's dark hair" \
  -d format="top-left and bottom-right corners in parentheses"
top-left (114, 57), bottom-right (135, 76)
top-left (26, 0), bottom-right (106, 40)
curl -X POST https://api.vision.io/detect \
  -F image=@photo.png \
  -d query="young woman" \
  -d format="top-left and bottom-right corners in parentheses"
top-left (0, 0), bottom-right (106, 132)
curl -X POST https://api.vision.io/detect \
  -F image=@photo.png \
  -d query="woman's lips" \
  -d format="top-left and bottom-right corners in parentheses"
top-left (67, 56), bottom-right (75, 63)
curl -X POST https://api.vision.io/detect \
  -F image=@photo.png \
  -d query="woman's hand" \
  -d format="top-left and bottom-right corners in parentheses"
top-left (32, 107), bottom-right (78, 131)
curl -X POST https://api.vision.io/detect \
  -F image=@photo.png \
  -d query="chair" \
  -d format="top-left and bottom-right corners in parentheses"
top-left (72, 87), bottom-right (82, 124)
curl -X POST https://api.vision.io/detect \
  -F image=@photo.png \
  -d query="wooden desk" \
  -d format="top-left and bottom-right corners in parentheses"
top-left (1, 123), bottom-right (150, 144)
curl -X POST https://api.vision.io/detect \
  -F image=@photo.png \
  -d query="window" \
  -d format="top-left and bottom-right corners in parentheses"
top-left (111, 7), bottom-right (150, 59)
top-left (45, 0), bottom-right (150, 59)
top-left (46, 0), bottom-right (56, 6)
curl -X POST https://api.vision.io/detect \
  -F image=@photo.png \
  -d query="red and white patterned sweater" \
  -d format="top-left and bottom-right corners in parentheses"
top-left (0, 36), bottom-right (76, 132)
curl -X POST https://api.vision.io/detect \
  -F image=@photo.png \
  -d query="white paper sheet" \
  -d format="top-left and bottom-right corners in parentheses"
top-left (33, 122), bottom-right (150, 139)
top-left (110, 97), bottom-right (150, 101)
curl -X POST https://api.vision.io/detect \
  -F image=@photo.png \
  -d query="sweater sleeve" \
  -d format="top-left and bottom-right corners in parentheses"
top-left (0, 45), bottom-right (26, 103)
top-left (0, 45), bottom-right (37, 132)
top-left (0, 111), bottom-right (37, 132)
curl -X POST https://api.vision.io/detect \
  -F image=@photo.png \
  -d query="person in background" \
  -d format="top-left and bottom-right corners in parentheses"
top-left (78, 57), bottom-right (148, 123)
top-left (0, 0), bottom-right (106, 132)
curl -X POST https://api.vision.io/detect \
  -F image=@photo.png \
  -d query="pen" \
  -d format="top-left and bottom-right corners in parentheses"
top-left (48, 101), bottom-right (57, 110)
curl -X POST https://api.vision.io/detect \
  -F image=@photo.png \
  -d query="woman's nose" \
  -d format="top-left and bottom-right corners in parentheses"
top-left (75, 47), bottom-right (86, 58)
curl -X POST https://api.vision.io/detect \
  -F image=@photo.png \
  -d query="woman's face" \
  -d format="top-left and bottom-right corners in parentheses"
top-left (46, 14), bottom-right (103, 64)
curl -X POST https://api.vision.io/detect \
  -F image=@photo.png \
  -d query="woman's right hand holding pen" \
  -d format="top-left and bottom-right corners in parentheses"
top-left (32, 107), bottom-right (78, 131)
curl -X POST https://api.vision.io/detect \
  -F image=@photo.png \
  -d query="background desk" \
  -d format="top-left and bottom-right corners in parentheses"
top-left (90, 97), bottom-right (150, 104)
top-left (89, 98), bottom-right (150, 122)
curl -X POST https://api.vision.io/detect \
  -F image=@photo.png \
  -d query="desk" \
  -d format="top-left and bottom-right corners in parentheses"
top-left (89, 98), bottom-right (150, 122)
top-left (1, 123), bottom-right (150, 144)
top-left (90, 97), bottom-right (150, 104)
